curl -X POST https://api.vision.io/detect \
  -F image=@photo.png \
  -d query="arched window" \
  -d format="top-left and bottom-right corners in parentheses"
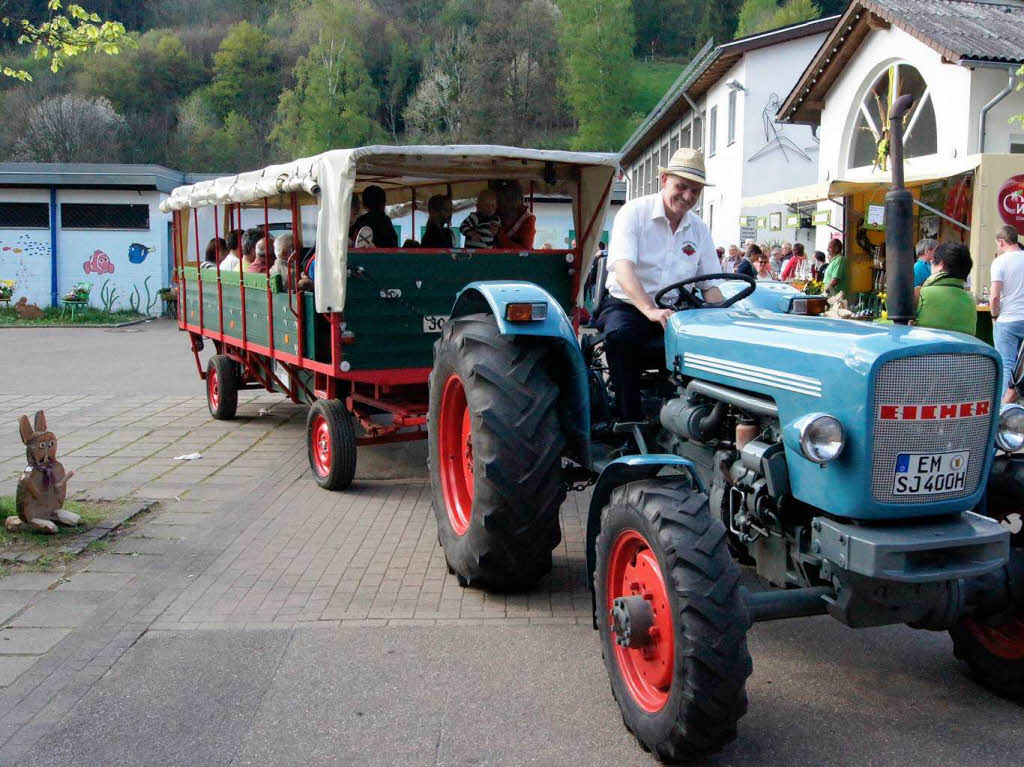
top-left (848, 63), bottom-right (937, 170)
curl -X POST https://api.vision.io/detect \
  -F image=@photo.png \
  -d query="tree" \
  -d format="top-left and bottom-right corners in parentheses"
top-left (9, 92), bottom-right (125, 161)
top-left (208, 21), bottom-right (278, 127)
top-left (403, 26), bottom-right (473, 142)
top-left (559, 0), bottom-right (636, 151)
top-left (1, 1), bottom-right (132, 81)
top-left (736, 0), bottom-right (779, 37)
top-left (270, 36), bottom-right (380, 156)
top-left (381, 33), bottom-right (415, 140)
top-left (771, 0), bottom-right (822, 29)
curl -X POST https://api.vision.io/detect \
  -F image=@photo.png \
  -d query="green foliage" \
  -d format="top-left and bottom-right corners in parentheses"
top-left (0, 1), bottom-right (134, 80)
top-left (208, 21), bottom-right (278, 125)
top-left (559, 0), bottom-right (636, 151)
top-left (270, 37), bottom-right (380, 156)
top-left (737, 0), bottom-right (821, 37)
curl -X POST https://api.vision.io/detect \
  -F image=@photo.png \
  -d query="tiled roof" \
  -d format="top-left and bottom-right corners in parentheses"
top-left (865, 0), bottom-right (1024, 63)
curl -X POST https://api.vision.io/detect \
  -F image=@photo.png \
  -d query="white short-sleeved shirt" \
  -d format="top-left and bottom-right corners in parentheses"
top-left (606, 193), bottom-right (720, 303)
top-left (991, 248), bottom-right (1024, 323)
top-left (219, 253), bottom-right (241, 272)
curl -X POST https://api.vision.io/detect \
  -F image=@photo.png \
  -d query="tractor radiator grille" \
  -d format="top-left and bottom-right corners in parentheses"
top-left (871, 354), bottom-right (996, 504)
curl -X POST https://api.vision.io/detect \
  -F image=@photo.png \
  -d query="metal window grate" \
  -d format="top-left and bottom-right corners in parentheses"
top-left (0, 202), bottom-right (49, 229)
top-left (60, 203), bottom-right (149, 230)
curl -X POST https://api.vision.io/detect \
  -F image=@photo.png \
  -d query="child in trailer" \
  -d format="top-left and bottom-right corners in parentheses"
top-left (459, 189), bottom-right (500, 249)
top-left (421, 195), bottom-right (454, 248)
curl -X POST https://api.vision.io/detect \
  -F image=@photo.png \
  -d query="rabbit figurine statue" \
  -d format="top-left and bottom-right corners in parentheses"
top-left (10, 411), bottom-right (79, 534)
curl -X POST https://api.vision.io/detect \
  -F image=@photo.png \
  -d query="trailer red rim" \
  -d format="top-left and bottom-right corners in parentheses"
top-left (962, 614), bottom-right (1024, 660)
top-left (439, 373), bottom-right (473, 536)
top-left (311, 413), bottom-right (332, 477)
top-left (208, 367), bottom-right (220, 410)
top-left (607, 529), bottom-right (674, 713)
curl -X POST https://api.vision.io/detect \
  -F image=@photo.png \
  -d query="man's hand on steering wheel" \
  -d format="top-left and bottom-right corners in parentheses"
top-left (654, 272), bottom-right (756, 312)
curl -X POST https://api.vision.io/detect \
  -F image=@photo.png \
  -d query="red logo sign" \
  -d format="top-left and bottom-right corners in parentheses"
top-left (878, 400), bottom-right (991, 421)
top-left (681, 242), bottom-right (696, 256)
top-left (998, 174), bottom-right (1024, 229)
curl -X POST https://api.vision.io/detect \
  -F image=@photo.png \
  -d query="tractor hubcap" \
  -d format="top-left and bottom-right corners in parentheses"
top-left (606, 529), bottom-right (674, 713)
top-left (438, 374), bottom-right (473, 536)
top-left (311, 414), bottom-right (332, 477)
top-left (208, 368), bottom-right (220, 409)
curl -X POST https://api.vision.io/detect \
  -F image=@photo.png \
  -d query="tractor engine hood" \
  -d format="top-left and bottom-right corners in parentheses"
top-left (666, 309), bottom-right (1003, 520)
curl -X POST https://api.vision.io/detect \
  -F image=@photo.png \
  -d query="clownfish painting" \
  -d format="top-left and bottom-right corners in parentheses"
top-left (83, 250), bottom-right (115, 275)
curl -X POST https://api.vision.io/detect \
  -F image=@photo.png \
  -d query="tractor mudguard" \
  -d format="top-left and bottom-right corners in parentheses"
top-left (585, 455), bottom-right (704, 625)
top-left (449, 281), bottom-right (591, 468)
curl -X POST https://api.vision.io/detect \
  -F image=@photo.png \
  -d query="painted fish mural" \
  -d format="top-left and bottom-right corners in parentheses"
top-left (128, 243), bottom-right (153, 264)
top-left (83, 250), bottom-right (115, 275)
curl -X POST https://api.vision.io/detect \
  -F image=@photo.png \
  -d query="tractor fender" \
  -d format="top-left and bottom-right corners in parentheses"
top-left (450, 281), bottom-right (591, 468)
top-left (585, 455), bottom-right (704, 626)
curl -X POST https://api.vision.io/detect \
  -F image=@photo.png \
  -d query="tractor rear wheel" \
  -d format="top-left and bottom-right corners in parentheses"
top-left (306, 399), bottom-right (357, 491)
top-left (950, 458), bottom-right (1024, 699)
top-left (595, 478), bottom-right (751, 762)
top-left (207, 355), bottom-right (239, 420)
top-left (428, 313), bottom-right (565, 590)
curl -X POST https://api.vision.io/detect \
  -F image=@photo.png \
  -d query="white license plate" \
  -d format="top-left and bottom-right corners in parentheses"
top-left (422, 315), bottom-right (448, 333)
top-left (892, 450), bottom-right (969, 495)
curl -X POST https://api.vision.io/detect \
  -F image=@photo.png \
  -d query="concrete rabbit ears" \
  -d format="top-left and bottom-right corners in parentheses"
top-left (19, 411), bottom-right (47, 444)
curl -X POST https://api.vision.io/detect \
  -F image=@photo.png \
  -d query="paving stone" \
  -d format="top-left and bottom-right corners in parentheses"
top-left (16, 553), bottom-right (41, 564)
top-left (0, 603), bottom-right (27, 624)
top-left (10, 601), bottom-right (100, 629)
top-left (0, 574), bottom-right (58, 592)
top-left (0, 627), bottom-right (71, 655)
top-left (54, 572), bottom-right (135, 592)
top-left (0, 656), bottom-right (37, 686)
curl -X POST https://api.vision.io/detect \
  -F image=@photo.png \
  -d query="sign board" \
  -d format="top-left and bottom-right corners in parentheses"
top-left (769, 212), bottom-right (783, 231)
top-left (998, 174), bottom-right (1024, 230)
top-left (739, 225), bottom-right (757, 242)
top-left (865, 203), bottom-right (886, 230)
top-left (812, 209), bottom-right (831, 226)
top-left (756, 216), bottom-right (767, 228)
top-left (786, 213), bottom-right (802, 228)
top-left (738, 216), bottom-right (756, 227)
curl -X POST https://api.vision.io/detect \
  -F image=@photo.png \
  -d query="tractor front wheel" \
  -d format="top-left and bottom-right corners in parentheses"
top-left (428, 313), bottom-right (565, 590)
top-left (207, 355), bottom-right (239, 420)
top-left (306, 399), bottom-right (357, 491)
top-left (595, 478), bottom-right (751, 762)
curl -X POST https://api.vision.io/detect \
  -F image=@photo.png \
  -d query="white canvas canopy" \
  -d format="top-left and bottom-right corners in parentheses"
top-left (161, 145), bottom-right (620, 312)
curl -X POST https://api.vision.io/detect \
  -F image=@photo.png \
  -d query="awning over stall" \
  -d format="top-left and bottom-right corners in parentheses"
top-left (160, 145), bottom-right (620, 313)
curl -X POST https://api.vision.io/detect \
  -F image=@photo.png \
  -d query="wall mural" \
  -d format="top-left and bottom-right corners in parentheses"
top-left (748, 92), bottom-right (818, 163)
top-left (82, 249), bottom-right (115, 274)
top-left (127, 242), bottom-right (153, 264)
top-left (0, 233), bottom-right (49, 307)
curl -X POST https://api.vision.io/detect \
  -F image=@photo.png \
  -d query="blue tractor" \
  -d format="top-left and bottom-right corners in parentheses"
top-left (427, 98), bottom-right (1024, 760)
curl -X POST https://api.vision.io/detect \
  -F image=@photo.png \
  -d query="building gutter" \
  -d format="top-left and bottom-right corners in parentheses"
top-left (961, 59), bottom-right (1020, 153)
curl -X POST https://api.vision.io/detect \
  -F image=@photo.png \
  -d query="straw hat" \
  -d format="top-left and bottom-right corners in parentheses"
top-left (658, 147), bottom-right (712, 187)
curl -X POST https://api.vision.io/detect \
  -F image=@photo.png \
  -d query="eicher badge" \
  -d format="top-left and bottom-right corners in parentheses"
top-left (681, 241), bottom-right (697, 256)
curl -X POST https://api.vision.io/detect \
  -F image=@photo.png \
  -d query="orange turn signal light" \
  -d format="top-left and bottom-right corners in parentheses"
top-left (791, 297), bottom-right (827, 316)
top-left (505, 302), bottom-right (548, 322)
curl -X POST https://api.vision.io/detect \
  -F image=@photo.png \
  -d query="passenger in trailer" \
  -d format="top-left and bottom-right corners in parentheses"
top-left (249, 233), bottom-right (274, 274)
top-left (241, 228), bottom-right (263, 272)
top-left (421, 195), bottom-right (454, 248)
top-left (459, 189), bottom-right (500, 249)
top-left (352, 185), bottom-right (398, 248)
top-left (495, 181), bottom-right (536, 249)
top-left (268, 233), bottom-right (294, 289)
top-left (219, 229), bottom-right (243, 271)
top-left (202, 238), bottom-right (225, 270)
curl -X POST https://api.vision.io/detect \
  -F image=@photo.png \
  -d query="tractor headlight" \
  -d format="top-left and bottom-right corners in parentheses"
top-left (996, 404), bottom-right (1024, 452)
top-left (797, 414), bottom-right (845, 464)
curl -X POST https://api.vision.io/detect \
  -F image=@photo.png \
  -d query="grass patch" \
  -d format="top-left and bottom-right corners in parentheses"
top-left (0, 496), bottom-right (111, 549)
top-left (629, 59), bottom-right (685, 116)
top-left (0, 306), bottom-right (148, 326)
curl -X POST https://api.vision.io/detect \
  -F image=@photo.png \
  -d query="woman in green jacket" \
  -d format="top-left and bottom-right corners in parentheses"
top-left (915, 242), bottom-right (977, 335)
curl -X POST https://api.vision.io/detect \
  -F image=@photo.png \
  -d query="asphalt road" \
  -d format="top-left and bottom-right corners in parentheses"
top-left (4, 320), bottom-right (1024, 765)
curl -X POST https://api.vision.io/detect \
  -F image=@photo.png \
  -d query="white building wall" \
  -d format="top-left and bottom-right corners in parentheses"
top-left (0, 189), bottom-right (52, 309)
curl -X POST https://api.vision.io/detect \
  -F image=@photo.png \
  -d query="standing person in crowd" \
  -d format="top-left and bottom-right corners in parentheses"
top-left (812, 251), bottom-right (827, 282)
top-left (421, 195), bottom-right (454, 248)
top-left (742, 239), bottom-right (755, 254)
top-left (753, 248), bottom-right (775, 280)
top-left (915, 242), bottom-right (976, 335)
top-left (352, 185), bottom-right (398, 248)
top-left (595, 148), bottom-right (722, 421)
top-left (723, 244), bottom-right (742, 273)
top-left (778, 241), bottom-right (793, 270)
top-left (459, 189), bottom-right (500, 249)
top-left (914, 238), bottom-right (939, 302)
top-left (734, 244), bottom-right (756, 278)
top-left (219, 229), bottom-right (243, 272)
top-left (991, 224), bottom-right (1024, 401)
top-left (780, 242), bottom-right (811, 282)
top-left (202, 238), bottom-right (225, 270)
top-left (496, 181), bottom-right (536, 249)
top-left (716, 246), bottom-right (725, 265)
top-left (768, 247), bottom-right (783, 277)
top-left (823, 239), bottom-right (848, 296)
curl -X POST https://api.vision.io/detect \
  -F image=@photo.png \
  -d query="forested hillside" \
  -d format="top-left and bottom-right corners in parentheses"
top-left (0, 0), bottom-right (849, 170)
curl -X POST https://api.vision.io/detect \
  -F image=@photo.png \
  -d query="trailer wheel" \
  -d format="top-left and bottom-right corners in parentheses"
top-left (428, 313), bottom-right (565, 590)
top-left (595, 478), bottom-right (751, 762)
top-left (307, 399), bottom-right (357, 491)
top-left (950, 459), bottom-right (1024, 699)
top-left (207, 355), bottom-right (239, 420)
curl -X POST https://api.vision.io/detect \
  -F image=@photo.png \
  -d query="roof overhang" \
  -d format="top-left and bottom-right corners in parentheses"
top-left (0, 163), bottom-right (187, 193)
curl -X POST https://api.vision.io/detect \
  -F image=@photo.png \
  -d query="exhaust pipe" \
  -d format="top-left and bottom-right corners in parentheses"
top-left (885, 94), bottom-right (916, 325)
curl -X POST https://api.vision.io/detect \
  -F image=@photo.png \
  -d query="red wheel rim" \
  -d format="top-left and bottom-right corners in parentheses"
top-left (962, 614), bottom-right (1024, 660)
top-left (607, 529), bottom-right (674, 712)
top-left (438, 373), bottom-right (473, 536)
top-left (311, 413), bottom-right (332, 477)
top-left (208, 367), bottom-right (220, 410)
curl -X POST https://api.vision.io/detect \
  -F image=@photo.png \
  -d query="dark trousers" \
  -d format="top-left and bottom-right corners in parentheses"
top-left (595, 296), bottom-right (665, 421)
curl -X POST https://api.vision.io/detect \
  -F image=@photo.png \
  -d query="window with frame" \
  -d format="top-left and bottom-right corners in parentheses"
top-left (694, 114), bottom-right (704, 150)
top-left (60, 203), bottom-right (149, 230)
top-left (849, 63), bottom-right (937, 170)
top-left (1011, 134), bottom-right (1024, 155)
top-left (645, 155), bottom-right (654, 194)
top-left (680, 123), bottom-right (692, 149)
top-left (631, 168), bottom-right (639, 198)
top-left (669, 132), bottom-right (679, 154)
top-left (0, 202), bottom-right (49, 228)
top-left (709, 106), bottom-right (718, 156)
top-left (660, 143), bottom-right (669, 169)
top-left (728, 90), bottom-right (737, 145)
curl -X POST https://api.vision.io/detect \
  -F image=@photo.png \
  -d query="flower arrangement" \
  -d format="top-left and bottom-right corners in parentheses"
top-left (802, 280), bottom-right (823, 295)
top-left (0, 279), bottom-right (14, 302)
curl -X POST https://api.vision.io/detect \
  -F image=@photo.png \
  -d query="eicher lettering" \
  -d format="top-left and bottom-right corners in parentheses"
top-left (878, 400), bottom-right (991, 421)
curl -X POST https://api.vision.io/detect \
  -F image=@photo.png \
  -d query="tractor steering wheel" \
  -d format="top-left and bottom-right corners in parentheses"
top-left (654, 273), bottom-right (756, 311)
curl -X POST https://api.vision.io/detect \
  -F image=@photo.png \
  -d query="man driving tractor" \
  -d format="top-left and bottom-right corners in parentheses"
top-left (596, 147), bottom-right (723, 421)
